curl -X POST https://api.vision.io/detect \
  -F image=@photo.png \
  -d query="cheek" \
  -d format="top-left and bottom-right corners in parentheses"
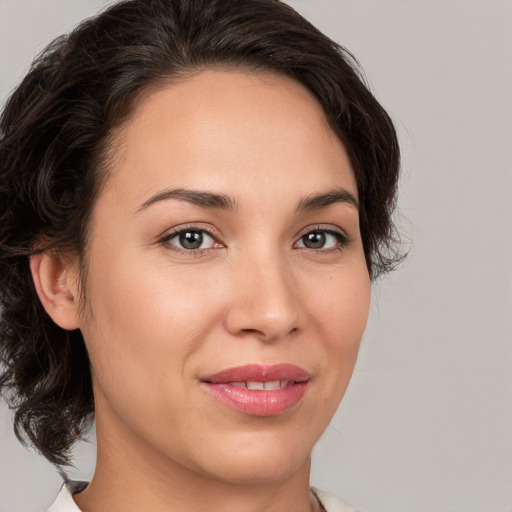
top-left (306, 262), bottom-right (371, 401)
top-left (79, 257), bottom-right (224, 397)
top-left (305, 254), bottom-right (370, 341)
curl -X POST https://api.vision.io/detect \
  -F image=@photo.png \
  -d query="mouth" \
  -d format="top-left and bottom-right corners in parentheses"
top-left (228, 380), bottom-right (292, 390)
top-left (200, 364), bottom-right (310, 417)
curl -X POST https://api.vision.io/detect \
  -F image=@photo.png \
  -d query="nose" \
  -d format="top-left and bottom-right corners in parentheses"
top-left (224, 253), bottom-right (301, 343)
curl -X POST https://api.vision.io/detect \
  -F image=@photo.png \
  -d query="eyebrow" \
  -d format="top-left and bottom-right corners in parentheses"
top-left (136, 188), bottom-right (238, 213)
top-left (136, 186), bottom-right (358, 214)
top-left (296, 188), bottom-right (359, 212)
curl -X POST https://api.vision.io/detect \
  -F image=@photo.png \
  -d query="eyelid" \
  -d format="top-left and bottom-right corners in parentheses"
top-left (293, 224), bottom-right (351, 249)
top-left (155, 222), bottom-right (350, 255)
top-left (295, 224), bottom-right (349, 240)
top-left (157, 222), bottom-right (222, 240)
top-left (157, 223), bottom-right (225, 252)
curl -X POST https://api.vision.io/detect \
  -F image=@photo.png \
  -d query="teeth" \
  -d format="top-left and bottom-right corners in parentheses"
top-left (247, 381), bottom-right (265, 390)
top-left (228, 380), bottom-right (291, 390)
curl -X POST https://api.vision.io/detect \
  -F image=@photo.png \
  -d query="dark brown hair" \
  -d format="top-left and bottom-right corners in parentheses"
top-left (0, 0), bottom-right (401, 465)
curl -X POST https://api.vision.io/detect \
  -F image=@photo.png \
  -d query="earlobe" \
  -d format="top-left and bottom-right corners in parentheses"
top-left (29, 251), bottom-right (81, 330)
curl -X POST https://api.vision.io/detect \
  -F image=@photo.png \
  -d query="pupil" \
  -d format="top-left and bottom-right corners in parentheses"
top-left (304, 231), bottom-right (325, 249)
top-left (179, 231), bottom-right (203, 249)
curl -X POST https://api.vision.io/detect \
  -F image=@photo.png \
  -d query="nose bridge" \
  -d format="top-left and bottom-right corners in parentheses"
top-left (225, 246), bottom-right (300, 341)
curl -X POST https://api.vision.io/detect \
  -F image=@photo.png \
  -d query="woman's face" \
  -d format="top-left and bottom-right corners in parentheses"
top-left (78, 70), bottom-right (371, 484)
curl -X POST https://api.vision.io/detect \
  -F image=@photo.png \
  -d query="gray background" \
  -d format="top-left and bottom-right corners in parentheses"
top-left (0, 1), bottom-right (511, 511)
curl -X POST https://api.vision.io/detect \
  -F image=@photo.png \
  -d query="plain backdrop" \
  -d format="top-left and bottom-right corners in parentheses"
top-left (0, 1), bottom-right (511, 511)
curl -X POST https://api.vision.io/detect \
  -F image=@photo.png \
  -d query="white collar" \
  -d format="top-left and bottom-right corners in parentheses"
top-left (47, 482), bottom-right (86, 512)
top-left (47, 482), bottom-right (359, 512)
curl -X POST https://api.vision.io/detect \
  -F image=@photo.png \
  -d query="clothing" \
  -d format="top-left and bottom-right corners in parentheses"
top-left (312, 487), bottom-right (361, 512)
top-left (47, 481), bottom-right (361, 512)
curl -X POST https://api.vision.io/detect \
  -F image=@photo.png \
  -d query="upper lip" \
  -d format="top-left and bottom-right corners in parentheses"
top-left (202, 364), bottom-right (310, 384)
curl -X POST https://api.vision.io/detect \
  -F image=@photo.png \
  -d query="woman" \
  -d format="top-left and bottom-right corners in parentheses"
top-left (0, 1), bottom-right (401, 511)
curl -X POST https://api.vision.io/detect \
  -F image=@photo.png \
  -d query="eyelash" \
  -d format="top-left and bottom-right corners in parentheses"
top-left (158, 224), bottom-right (350, 256)
top-left (295, 225), bottom-right (350, 253)
top-left (158, 224), bottom-right (223, 257)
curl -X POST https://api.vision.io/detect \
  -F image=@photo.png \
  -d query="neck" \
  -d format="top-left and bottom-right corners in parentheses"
top-left (75, 407), bottom-right (318, 512)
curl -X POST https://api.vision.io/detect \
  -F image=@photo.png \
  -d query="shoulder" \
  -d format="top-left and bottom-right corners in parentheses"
top-left (47, 481), bottom-right (87, 512)
top-left (312, 487), bottom-right (363, 512)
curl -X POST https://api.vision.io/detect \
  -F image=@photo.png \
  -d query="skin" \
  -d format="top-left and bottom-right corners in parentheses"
top-left (32, 70), bottom-right (371, 512)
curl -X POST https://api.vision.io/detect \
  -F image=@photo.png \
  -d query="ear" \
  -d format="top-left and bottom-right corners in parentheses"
top-left (30, 251), bottom-right (81, 330)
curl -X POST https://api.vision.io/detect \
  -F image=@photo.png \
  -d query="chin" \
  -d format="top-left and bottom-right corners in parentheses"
top-left (205, 455), bottom-right (310, 486)
top-left (188, 429), bottom-right (315, 486)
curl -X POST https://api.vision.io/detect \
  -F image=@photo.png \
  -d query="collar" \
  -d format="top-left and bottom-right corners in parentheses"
top-left (47, 481), bottom-right (359, 512)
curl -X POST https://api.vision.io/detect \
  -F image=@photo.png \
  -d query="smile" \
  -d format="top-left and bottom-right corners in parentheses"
top-left (201, 364), bottom-right (310, 417)
top-left (229, 380), bottom-right (290, 390)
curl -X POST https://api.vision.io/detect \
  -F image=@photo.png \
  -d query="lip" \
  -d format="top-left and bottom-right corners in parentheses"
top-left (200, 364), bottom-right (310, 417)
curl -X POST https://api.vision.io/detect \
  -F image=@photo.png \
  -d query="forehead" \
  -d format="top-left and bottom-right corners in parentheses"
top-left (99, 69), bottom-right (356, 211)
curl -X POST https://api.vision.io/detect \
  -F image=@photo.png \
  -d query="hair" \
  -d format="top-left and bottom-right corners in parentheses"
top-left (0, 0), bottom-right (401, 465)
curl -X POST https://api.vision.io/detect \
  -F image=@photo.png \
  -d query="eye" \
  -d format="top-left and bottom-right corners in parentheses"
top-left (295, 229), bottom-right (347, 250)
top-left (164, 229), bottom-right (217, 251)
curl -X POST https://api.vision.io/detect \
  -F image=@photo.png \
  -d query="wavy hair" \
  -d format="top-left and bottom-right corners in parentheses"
top-left (0, 0), bottom-right (401, 465)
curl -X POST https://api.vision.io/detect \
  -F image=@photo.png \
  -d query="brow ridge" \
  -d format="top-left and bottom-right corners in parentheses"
top-left (137, 186), bottom-right (357, 214)
top-left (296, 188), bottom-right (359, 212)
top-left (137, 188), bottom-right (238, 212)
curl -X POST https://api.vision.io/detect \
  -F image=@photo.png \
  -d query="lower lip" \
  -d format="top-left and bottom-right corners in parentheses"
top-left (201, 382), bottom-right (308, 416)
